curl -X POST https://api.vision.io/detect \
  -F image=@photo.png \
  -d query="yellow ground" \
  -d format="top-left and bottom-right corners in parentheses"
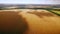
top-left (0, 9), bottom-right (60, 34)
top-left (20, 10), bottom-right (60, 34)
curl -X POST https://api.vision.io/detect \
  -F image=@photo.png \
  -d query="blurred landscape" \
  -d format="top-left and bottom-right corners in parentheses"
top-left (0, 4), bottom-right (60, 15)
top-left (0, 4), bottom-right (60, 34)
top-left (0, 4), bottom-right (60, 8)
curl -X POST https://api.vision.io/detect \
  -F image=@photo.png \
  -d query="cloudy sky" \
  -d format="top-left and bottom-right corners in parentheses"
top-left (0, 0), bottom-right (60, 4)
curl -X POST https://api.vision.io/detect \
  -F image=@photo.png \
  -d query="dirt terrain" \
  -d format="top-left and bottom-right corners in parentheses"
top-left (0, 9), bottom-right (60, 34)
top-left (20, 10), bottom-right (60, 34)
top-left (0, 11), bottom-right (28, 34)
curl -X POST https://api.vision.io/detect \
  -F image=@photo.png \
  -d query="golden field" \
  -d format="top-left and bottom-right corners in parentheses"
top-left (0, 9), bottom-right (60, 34)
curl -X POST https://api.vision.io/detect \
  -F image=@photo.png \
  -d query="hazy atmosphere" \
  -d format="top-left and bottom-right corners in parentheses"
top-left (0, 0), bottom-right (60, 34)
top-left (0, 0), bottom-right (60, 4)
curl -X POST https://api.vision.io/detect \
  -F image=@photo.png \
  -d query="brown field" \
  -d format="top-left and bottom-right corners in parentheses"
top-left (0, 9), bottom-right (60, 34)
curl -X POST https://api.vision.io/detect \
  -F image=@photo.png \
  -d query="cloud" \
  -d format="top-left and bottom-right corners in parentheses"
top-left (0, 0), bottom-right (60, 4)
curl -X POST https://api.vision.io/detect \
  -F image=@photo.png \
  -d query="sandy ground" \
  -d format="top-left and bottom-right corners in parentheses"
top-left (0, 9), bottom-right (60, 34)
top-left (20, 10), bottom-right (60, 34)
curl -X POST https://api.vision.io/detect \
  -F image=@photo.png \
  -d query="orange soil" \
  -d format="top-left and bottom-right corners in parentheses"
top-left (20, 11), bottom-right (60, 34)
top-left (0, 10), bottom-right (60, 34)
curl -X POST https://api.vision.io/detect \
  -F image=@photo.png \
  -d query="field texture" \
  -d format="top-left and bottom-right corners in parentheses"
top-left (0, 9), bottom-right (60, 34)
top-left (51, 10), bottom-right (60, 15)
